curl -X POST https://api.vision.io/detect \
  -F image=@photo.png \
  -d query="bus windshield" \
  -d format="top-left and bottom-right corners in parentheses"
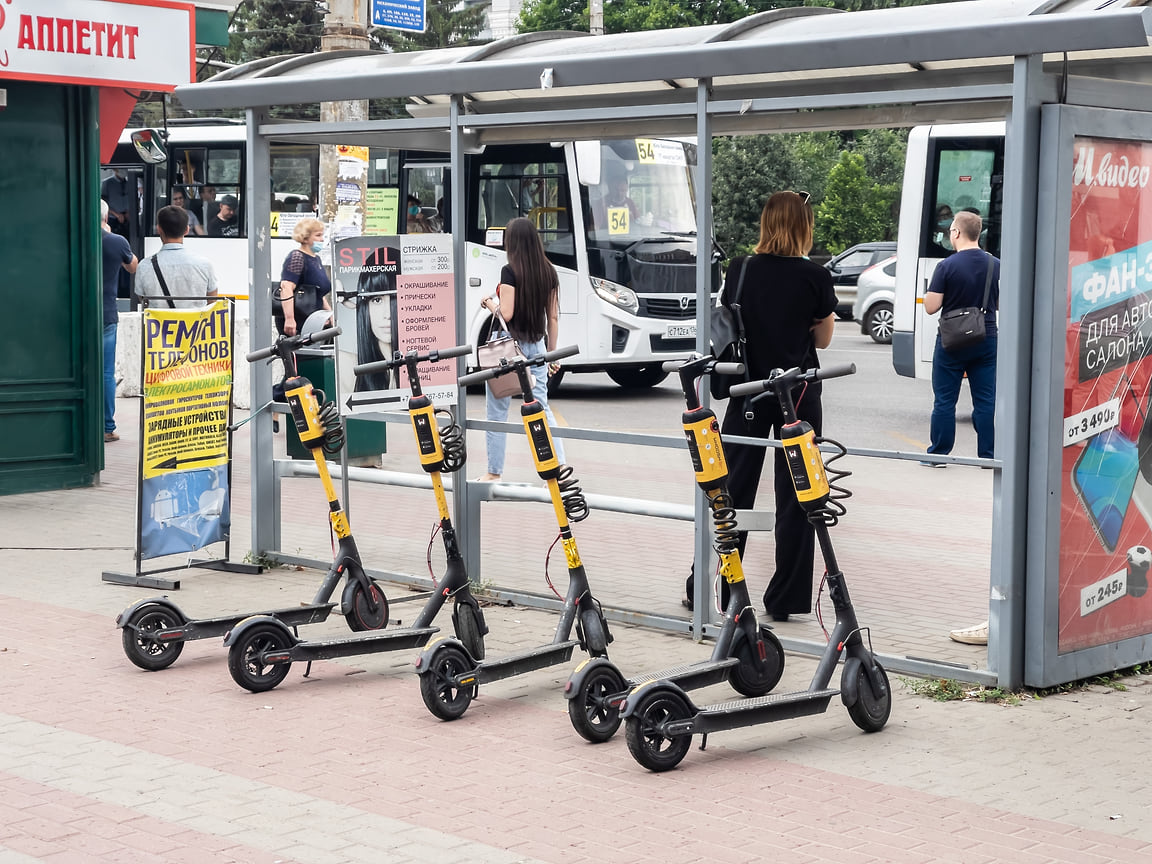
top-left (582, 139), bottom-right (697, 241)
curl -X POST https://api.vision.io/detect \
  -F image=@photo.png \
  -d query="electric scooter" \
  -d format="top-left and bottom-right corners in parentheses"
top-left (116, 326), bottom-right (389, 672)
top-left (221, 343), bottom-right (487, 692)
top-left (620, 362), bottom-right (892, 771)
top-left (415, 345), bottom-right (613, 720)
top-left (563, 355), bottom-right (786, 743)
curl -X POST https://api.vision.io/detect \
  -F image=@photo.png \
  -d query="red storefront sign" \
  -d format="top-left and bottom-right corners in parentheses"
top-left (0, 0), bottom-right (194, 91)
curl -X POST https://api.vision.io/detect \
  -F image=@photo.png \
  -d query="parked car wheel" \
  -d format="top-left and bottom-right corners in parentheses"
top-left (864, 301), bottom-right (895, 344)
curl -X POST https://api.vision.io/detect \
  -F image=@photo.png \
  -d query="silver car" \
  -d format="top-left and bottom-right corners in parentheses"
top-left (852, 254), bottom-right (897, 344)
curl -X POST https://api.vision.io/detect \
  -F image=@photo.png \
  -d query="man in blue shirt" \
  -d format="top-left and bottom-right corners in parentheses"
top-left (101, 200), bottom-right (138, 442)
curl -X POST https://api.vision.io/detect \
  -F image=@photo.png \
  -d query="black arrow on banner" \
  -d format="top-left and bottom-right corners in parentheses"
top-left (346, 394), bottom-right (403, 410)
top-left (151, 454), bottom-right (223, 472)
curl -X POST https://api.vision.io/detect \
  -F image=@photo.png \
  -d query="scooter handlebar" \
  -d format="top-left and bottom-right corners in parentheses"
top-left (713, 362), bottom-right (745, 377)
top-left (245, 326), bottom-right (342, 362)
top-left (729, 362), bottom-right (857, 399)
top-left (458, 344), bottom-right (579, 388)
top-left (353, 343), bottom-right (472, 377)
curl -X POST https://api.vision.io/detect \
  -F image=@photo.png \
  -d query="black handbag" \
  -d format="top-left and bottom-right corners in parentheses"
top-left (273, 283), bottom-right (323, 332)
top-left (938, 253), bottom-right (994, 352)
top-left (710, 257), bottom-right (750, 400)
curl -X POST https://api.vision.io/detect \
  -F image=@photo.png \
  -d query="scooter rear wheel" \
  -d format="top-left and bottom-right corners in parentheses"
top-left (568, 664), bottom-right (627, 743)
top-left (454, 602), bottom-right (485, 661)
top-left (419, 645), bottom-right (475, 721)
top-left (624, 689), bottom-right (693, 772)
top-left (728, 624), bottom-right (785, 697)
top-left (121, 606), bottom-right (185, 671)
top-left (845, 659), bottom-right (891, 733)
top-left (345, 579), bottom-right (389, 632)
top-left (227, 623), bottom-right (293, 693)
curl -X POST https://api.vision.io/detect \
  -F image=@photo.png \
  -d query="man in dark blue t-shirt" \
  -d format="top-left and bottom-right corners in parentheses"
top-left (923, 209), bottom-right (999, 463)
top-left (101, 200), bottom-right (138, 442)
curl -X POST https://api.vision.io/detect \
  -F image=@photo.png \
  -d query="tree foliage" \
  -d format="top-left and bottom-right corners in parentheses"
top-left (815, 151), bottom-right (894, 255)
top-left (224, 0), bottom-right (323, 65)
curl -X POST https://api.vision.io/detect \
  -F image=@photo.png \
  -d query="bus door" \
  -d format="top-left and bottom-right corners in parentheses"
top-left (464, 145), bottom-right (577, 347)
top-left (99, 166), bottom-right (145, 307)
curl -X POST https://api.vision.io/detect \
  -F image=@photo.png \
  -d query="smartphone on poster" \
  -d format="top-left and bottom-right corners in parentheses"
top-left (1072, 371), bottom-right (1145, 553)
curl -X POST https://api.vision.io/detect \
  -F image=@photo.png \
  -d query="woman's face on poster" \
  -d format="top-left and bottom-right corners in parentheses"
top-left (366, 294), bottom-right (392, 355)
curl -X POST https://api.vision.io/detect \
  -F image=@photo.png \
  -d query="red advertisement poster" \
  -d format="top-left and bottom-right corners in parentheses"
top-left (1059, 135), bottom-right (1152, 652)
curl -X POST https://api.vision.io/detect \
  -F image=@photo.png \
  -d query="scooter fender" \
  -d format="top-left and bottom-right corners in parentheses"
top-left (115, 597), bottom-right (188, 629)
top-left (564, 656), bottom-right (620, 702)
top-left (840, 656), bottom-right (864, 708)
top-left (618, 679), bottom-right (697, 720)
top-left (413, 634), bottom-right (469, 674)
top-left (222, 615), bottom-right (300, 649)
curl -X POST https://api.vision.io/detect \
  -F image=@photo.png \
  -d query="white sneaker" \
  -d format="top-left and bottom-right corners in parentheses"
top-left (949, 621), bottom-right (989, 645)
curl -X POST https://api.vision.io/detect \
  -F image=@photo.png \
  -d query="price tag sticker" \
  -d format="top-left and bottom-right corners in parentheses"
top-left (1064, 398), bottom-right (1120, 447)
top-left (1080, 568), bottom-right (1127, 617)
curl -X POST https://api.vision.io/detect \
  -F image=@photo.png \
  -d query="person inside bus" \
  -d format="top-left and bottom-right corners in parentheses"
top-left (170, 187), bottom-right (206, 236)
top-left (101, 169), bottom-right (133, 240)
top-left (593, 166), bottom-right (639, 232)
top-left (195, 185), bottom-right (218, 225)
top-left (683, 191), bottom-right (836, 619)
top-left (275, 217), bottom-right (332, 337)
top-left (477, 217), bottom-right (565, 483)
top-left (928, 203), bottom-right (955, 257)
top-left (406, 194), bottom-right (427, 233)
top-left (208, 194), bottom-right (240, 238)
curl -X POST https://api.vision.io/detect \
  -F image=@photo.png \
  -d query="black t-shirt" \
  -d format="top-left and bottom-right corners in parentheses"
top-left (724, 254), bottom-right (837, 382)
top-left (928, 248), bottom-right (1000, 335)
top-left (207, 214), bottom-right (239, 238)
top-left (498, 263), bottom-right (548, 343)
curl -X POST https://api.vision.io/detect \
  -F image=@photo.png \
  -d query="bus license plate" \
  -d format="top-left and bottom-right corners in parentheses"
top-left (666, 324), bottom-right (696, 338)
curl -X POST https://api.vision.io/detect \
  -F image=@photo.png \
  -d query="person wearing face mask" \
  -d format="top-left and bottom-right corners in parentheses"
top-left (275, 217), bottom-right (332, 337)
top-left (928, 203), bottom-right (955, 257)
top-left (406, 194), bottom-right (427, 233)
top-left (101, 168), bottom-right (133, 239)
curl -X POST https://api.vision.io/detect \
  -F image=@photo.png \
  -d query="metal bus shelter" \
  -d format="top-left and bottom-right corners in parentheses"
top-left (174, 0), bottom-right (1152, 689)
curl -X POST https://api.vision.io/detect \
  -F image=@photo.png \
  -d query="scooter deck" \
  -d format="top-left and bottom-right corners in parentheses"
top-left (628, 657), bottom-right (739, 692)
top-left (473, 640), bottom-right (579, 685)
top-left (692, 688), bottom-right (838, 735)
top-left (292, 626), bottom-right (438, 662)
top-left (158, 604), bottom-right (337, 641)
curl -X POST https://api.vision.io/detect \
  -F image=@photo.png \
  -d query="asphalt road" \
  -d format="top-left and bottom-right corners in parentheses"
top-left (544, 320), bottom-right (964, 458)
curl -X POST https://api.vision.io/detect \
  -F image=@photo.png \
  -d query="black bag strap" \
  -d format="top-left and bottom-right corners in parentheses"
top-left (979, 252), bottom-right (995, 313)
top-left (730, 256), bottom-right (751, 340)
top-left (150, 255), bottom-right (174, 309)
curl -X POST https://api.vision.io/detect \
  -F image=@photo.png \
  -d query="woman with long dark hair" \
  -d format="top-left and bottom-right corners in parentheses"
top-left (685, 191), bottom-right (837, 620)
top-left (353, 269), bottom-right (399, 391)
top-left (478, 217), bottom-right (564, 481)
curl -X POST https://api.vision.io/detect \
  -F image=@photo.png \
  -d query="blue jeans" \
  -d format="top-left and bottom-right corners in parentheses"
top-left (485, 336), bottom-right (565, 475)
top-left (930, 334), bottom-right (996, 459)
top-left (103, 322), bottom-right (118, 434)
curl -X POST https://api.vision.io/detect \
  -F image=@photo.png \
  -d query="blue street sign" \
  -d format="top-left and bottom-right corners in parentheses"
top-left (372, 0), bottom-right (426, 33)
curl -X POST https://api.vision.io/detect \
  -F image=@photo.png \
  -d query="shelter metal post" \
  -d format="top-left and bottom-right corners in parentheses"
top-left (247, 108), bottom-right (279, 556)
top-left (691, 79), bottom-right (714, 635)
top-left (991, 54), bottom-right (1044, 689)
top-left (450, 95), bottom-right (479, 585)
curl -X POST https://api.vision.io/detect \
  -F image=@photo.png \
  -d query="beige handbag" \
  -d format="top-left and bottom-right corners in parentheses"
top-left (478, 312), bottom-right (532, 398)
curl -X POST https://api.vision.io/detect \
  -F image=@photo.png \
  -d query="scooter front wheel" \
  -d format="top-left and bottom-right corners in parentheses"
top-left (121, 605), bottom-right (185, 671)
top-left (227, 623), bottom-right (293, 693)
top-left (578, 606), bottom-right (609, 656)
top-left (568, 664), bottom-right (627, 743)
top-left (419, 645), bottom-right (475, 721)
top-left (728, 624), bottom-right (785, 697)
top-left (454, 602), bottom-right (485, 661)
top-left (624, 689), bottom-right (693, 772)
top-left (345, 579), bottom-right (389, 632)
top-left (845, 659), bottom-right (891, 733)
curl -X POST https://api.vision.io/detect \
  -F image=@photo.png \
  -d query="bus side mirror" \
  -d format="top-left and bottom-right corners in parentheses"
top-left (131, 129), bottom-right (167, 165)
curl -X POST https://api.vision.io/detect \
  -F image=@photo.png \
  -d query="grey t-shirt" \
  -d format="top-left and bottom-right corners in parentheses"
top-left (134, 243), bottom-right (219, 309)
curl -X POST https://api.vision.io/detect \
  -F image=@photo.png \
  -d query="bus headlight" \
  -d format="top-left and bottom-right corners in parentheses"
top-left (591, 278), bottom-right (638, 315)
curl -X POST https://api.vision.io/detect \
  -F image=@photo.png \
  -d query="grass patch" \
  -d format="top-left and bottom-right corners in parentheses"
top-left (900, 677), bottom-right (1022, 705)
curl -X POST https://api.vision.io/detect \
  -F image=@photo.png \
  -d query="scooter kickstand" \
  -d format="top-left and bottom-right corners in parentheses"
top-left (699, 733), bottom-right (709, 752)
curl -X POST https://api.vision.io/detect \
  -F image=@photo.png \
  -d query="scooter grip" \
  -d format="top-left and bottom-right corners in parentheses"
top-left (713, 362), bottom-right (745, 377)
top-left (542, 344), bottom-right (580, 363)
top-left (729, 378), bottom-right (768, 399)
top-left (353, 358), bottom-right (393, 377)
top-left (458, 366), bottom-right (501, 387)
top-left (815, 362), bottom-right (856, 381)
top-left (661, 360), bottom-right (682, 373)
top-left (432, 343), bottom-right (473, 361)
top-left (246, 344), bottom-right (277, 362)
top-left (302, 326), bottom-right (342, 346)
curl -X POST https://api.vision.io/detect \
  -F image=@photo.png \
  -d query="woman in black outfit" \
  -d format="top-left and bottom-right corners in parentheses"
top-left (686, 191), bottom-right (837, 620)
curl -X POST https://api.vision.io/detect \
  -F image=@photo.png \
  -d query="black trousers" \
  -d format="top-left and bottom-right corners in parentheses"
top-left (686, 389), bottom-right (822, 614)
